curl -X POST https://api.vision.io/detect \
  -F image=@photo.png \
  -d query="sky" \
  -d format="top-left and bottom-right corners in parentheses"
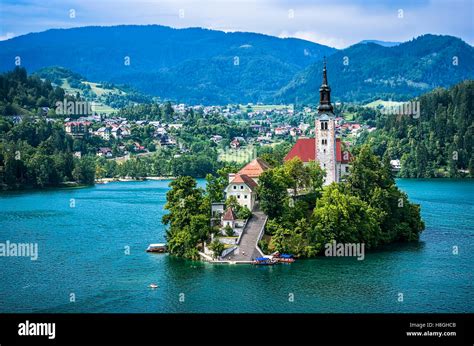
top-left (0, 0), bottom-right (472, 48)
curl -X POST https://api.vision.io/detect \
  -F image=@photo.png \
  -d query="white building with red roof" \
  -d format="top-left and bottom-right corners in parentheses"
top-left (284, 61), bottom-right (351, 185)
top-left (224, 158), bottom-right (270, 210)
top-left (222, 207), bottom-right (237, 230)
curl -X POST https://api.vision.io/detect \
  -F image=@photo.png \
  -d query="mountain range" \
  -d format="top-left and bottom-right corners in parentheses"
top-left (0, 25), bottom-right (334, 105)
top-left (0, 25), bottom-right (472, 105)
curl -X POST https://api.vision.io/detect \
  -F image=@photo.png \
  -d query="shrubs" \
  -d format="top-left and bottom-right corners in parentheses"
top-left (224, 224), bottom-right (235, 237)
top-left (225, 196), bottom-right (252, 220)
top-left (209, 239), bottom-right (225, 259)
top-left (259, 145), bottom-right (425, 258)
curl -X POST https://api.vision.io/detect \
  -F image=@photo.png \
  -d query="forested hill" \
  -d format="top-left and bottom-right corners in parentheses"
top-left (361, 80), bottom-right (474, 178)
top-left (276, 34), bottom-right (474, 104)
top-left (0, 67), bottom-right (68, 116)
top-left (0, 25), bottom-right (335, 105)
top-left (0, 67), bottom-right (95, 189)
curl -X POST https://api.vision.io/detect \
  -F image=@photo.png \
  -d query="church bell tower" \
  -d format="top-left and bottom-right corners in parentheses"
top-left (315, 59), bottom-right (337, 185)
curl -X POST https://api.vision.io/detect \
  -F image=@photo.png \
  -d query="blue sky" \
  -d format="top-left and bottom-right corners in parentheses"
top-left (0, 0), bottom-right (472, 48)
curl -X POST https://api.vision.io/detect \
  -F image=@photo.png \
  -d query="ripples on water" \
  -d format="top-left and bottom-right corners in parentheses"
top-left (0, 179), bottom-right (472, 313)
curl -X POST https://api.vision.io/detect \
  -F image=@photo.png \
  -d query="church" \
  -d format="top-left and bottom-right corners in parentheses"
top-left (284, 61), bottom-right (350, 185)
top-left (222, 62), bottom-right (351, 214)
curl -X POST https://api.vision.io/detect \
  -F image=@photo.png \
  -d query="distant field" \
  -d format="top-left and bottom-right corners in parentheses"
top-left (83, 81), bottom-right (126, 97)
top-left (343, 112), bottom-right (356, 121)
top-left (364, 99), bottom-right (405, 109)
top-left (218, 146), bottom-right (257, 164)
top-left (91, 102), bottom-right (116, 115)
top-left (60, 79), bottom-right (120, 115)
top-left (238, 104), bottom-right (292, 112)
top-left (60, 78), bottom-right (81, 95)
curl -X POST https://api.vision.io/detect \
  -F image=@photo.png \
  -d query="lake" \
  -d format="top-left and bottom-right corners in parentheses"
top-left (0, 179), bottom-right (472, 313)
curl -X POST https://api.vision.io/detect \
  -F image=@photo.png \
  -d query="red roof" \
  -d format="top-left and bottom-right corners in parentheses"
top-left (222, 207), bottom-right (237, 221)
top-left (230, 174), bottom-right (258, 191)
top-left (285, 137), bottom-right (351, 163)
top-left (237, 158), bottom-right (271, 178)
top-left (284, 138), bottom-right (316, 162)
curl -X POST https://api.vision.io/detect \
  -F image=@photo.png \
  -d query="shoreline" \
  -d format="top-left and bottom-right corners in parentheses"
top-left (0, 177), bottom-right (177, 192)
top-left (95, 176), bottom-right (176, 183)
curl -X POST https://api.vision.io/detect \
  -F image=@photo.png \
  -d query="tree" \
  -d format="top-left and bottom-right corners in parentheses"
top-left (346, 145), bottom-right (424, 243)
top-left (257, 169), bottom-right (288, 219)
top-left (209, 239), bottom-right (225, 259)
top-left (236, 206), bottom-right (252, 220)
top-left (190, 214), bottom-right (211, 248)
top-left (312, 184), bottom-right (381, 249)
top-left (307, 161), bottom-right (325, 196)
top-left (72, 156), bottom-right (95, 185)
top-left (205, 173), bottom-right (226, 203)
top-left (225, 195), bottom-right (240, 211)
top-left (163, 176), bottom-right (210, 259)
top-left (283, 157), bottom-right (310, 197)
top-left (224, 224), bottom-right (234, 236)
top-left (269, 218), bottom-right (316, 257)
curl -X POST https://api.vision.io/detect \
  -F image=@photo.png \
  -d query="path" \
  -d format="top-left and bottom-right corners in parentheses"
top-left (222, 208), bottom-right (267, 262)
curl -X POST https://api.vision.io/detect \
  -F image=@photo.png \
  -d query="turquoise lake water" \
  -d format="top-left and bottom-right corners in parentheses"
top-left (0, 179), bottom-right (472, 313)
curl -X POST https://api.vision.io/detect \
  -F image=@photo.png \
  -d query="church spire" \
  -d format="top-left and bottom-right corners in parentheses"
top-left (317, 57), bottom-right (334, 114)
top-left (322, 57), bottom-right (328, 86)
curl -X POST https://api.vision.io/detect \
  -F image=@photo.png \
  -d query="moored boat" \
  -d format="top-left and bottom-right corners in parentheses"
top-left (146, 243), bottom-right (167, 253)
top-left (273, 252), bottom-right (296, 263)
top-left (252, 257), bottom-right (277, 265)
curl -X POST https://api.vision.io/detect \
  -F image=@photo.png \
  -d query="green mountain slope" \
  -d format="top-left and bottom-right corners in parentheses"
top-left (0, 25), bottom-right (335, 105)
top-left (276, 34), bottom-right (474, 104)
top-left (361, 80), bottom-right (474, 177)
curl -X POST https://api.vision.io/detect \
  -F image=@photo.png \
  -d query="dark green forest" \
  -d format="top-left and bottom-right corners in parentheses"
top-left (0, 25), bottom-right (334, 105)
top-left (0, 68), bottom-right (96, 188)
top-left (360, 80), bottom-right (474, 177)
top-left (277, 35), bottom-right (474, 104)
top-left (2, 27), bottom-right (472, 104)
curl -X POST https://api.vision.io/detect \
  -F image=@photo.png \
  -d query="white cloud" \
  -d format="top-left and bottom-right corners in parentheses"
top-left (0, 0), bottom-right (472, 47)
top-left (0, 32), bottom-right (15, 41)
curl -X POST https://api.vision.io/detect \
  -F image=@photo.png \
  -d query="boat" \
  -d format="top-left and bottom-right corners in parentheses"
top-left (252, 257), bottom-right (277, 265)
top-left (146, 243), bottom-right (167, 253)
top-left (149, 283), bottom-right (158, 289)
top-left (273, 252), bottom-right (296, 263)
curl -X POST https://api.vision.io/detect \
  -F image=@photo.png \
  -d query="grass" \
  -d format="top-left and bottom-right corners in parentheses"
top-left (218, 146), bottom-right (257, 164)
top-left (343, 112), bottom-right (356, 121)
top-left (238, 104), bottom-right (292, 112)
top-left (83, 81), bottom-right (126, 97)
top-left (59, 79), bottom-right (125, 115)
top-left (364, 99), bottom-right (405, 109)
top-left (90, 102), bottom-right (116, 115)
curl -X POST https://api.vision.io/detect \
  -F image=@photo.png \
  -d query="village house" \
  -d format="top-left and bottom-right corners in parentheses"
top-left (64, 121), bottom-right (91, 138)
top-left (96, 147), bottom-right (113, 158)
top-left (274, 126), bottom-right (289, 136)
top-left (111, 126), bottom-right (122, 139)
top-left (96, 127), bottom-right (111, 140)
top-left (290, 127), bottom-right (302, 137)
top-left (224, 158), bottom-right (271, 210)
